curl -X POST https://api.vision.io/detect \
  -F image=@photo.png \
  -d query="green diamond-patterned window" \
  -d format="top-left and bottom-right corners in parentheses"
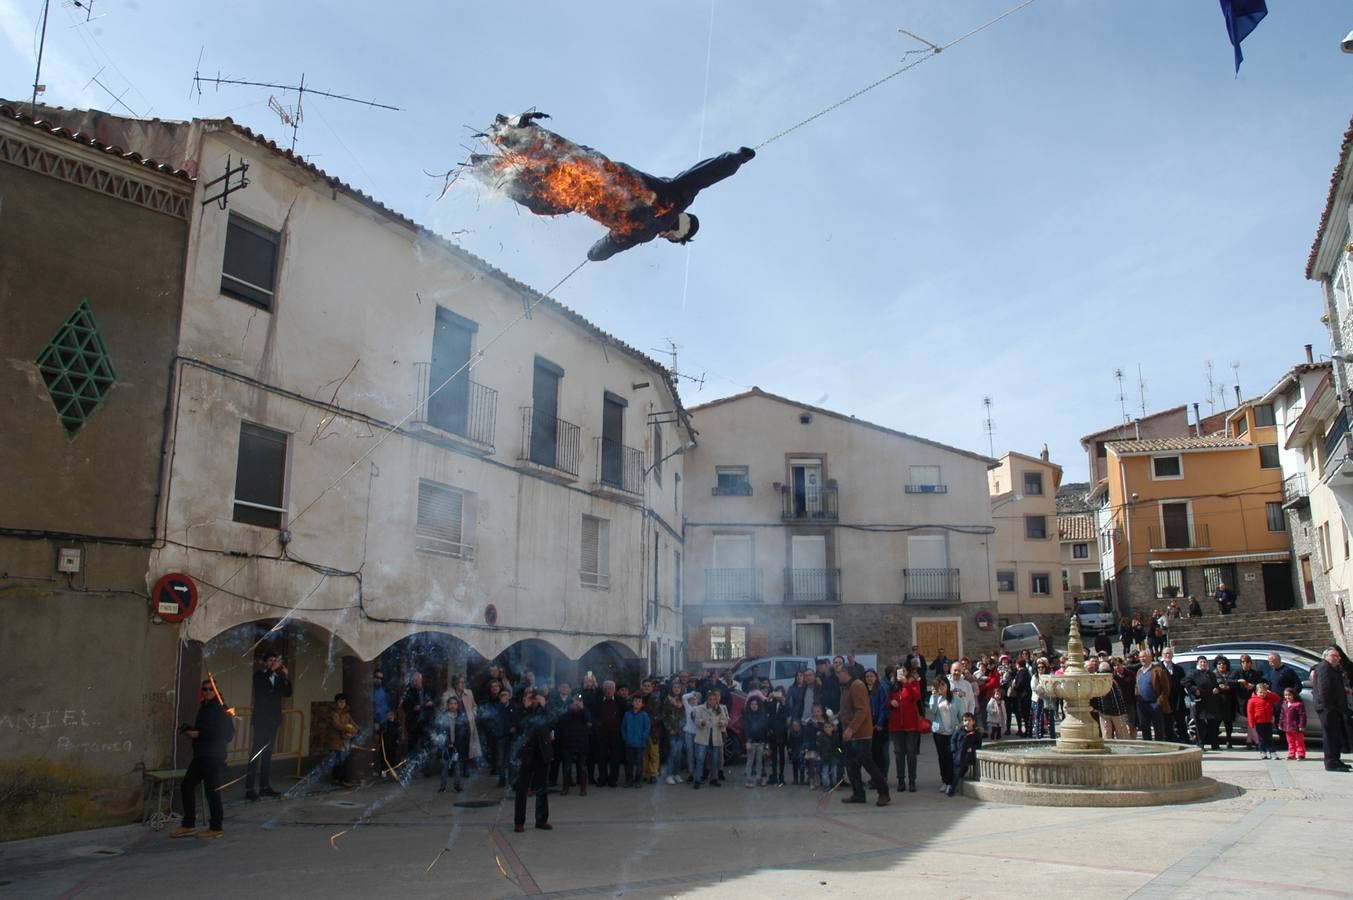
top-left (35, 299), bottom-right (117, 437)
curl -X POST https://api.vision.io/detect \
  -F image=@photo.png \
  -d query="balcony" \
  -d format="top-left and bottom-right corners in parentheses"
top-left (904, 483), bottom-right (948, 495)
top-left (1282, 472), bottom-right (1309, 509)
top-left (593, 437), bottom-right (644, 496)
top-left (903, 567), bottom-right (960, 604)
top-left (779, 483), bottom-right (839, 520)
top-left (517, 407), bottom-right (581, 478)
top-left (784, 567), bottom-right (841, 603)
top-left (1147, 523), bottom-right (1211, 551)
top-left (412, 362), bottom-right (497, 451)
top-left (705, 568), bottom-right (763, 604)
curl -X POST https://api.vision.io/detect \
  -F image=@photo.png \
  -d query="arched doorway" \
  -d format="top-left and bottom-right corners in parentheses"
top-left (491, 638), bottom-right (572, 692)
top-left (578, 640), bottom-right (642, 689)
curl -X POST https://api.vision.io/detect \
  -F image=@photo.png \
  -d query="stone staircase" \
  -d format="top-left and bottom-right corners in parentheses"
top-left (1167, 607), bottom-right (1333, 653)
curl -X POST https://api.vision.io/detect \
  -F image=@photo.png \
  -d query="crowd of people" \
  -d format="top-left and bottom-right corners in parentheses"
top-left (171, 636), bottom-right (1352, 838)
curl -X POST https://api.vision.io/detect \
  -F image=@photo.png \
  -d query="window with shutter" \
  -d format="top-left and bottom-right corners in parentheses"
top-left (416, 480), bottom-right (473, 559)
top-left (581, 514), bottom-right (610, 589)
top-left (221, 214), bottom-right (280, 310)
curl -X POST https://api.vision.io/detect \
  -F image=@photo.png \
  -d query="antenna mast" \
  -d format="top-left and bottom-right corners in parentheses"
top-left (982, 395), bottom-right (995, 457)
top-left (1205, 360), bottom-right (1217, 415)
top-left (30, 0), bottom-right (51, 115)
top-left (1113, 368), bottom-right (1129, 424)
top-left (1136, 363), bottom-right (1147, 419)
top-left (192, 62), bottom-right (400, 152)
top-left (1231, 361), bottom-right (1241, 400)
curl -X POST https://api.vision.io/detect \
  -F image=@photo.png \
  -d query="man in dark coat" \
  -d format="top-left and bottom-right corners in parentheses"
top-left (1214, 582), bottom-right (1236, 615)
top-left (1009, 660), bottom-right (1033, 737)
top-left (471, 112), bottom-right (755, 262)
top-left (400, 671), bottom-right (436, 777)
top-left (514, 689), bottom-right (554, 831)
top-left (905, 645), bottom-right (929, 691)
top-left (1186, 656), bottom-right (1223, 751)
top-left (245, 650), bottom-right (291, 800)
top-left (1313, 647), bottom-right (1351, 772)
top-left (556, 695), bottom-right (592, 795)
top-left (594, 680), bottom-right (625, 787)
top-left (170, 680), bottom-right (235, 839)
top-left (1160, 648), bottom-right (1188, 742)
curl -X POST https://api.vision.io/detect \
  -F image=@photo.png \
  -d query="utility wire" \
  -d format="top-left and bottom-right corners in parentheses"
top-left (754, 0), bottom-right (1038, 151)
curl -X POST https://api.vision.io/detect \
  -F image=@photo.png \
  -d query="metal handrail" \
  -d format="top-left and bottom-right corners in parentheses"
top-left (518, 407), bottom-right (581, 476)
top-left (903, 567), bottom-right (961, 603)
top-left (705, 568), bottom-right (764, 603)
top-left (413, 362), bottom-right (498, 449)
top-left (784, 567), bottom-right (841, 603)
top-left (595, 437), bottom-right (644, 494)
top-left (224, 707), bottom-right (306, 777)
top-left (779, 483), bottom-right (839, 520)
top-left (1147, 523), bottom-right (1211, 550)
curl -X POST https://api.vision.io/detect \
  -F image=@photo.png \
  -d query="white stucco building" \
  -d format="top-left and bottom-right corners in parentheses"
top-left (681, 389), bottom-right (998, 665)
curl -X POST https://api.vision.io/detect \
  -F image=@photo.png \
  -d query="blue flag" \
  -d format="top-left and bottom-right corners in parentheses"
top-left (1220, 0), bottom-right (1267, 73)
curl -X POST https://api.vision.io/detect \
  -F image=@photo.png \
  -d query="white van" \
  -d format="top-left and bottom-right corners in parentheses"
top-left (999, 622), bottom-right (1044, 655)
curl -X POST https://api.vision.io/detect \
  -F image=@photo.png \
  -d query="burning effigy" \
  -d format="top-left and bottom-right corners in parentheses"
top-left (466, 112), bottom-right (755, 261)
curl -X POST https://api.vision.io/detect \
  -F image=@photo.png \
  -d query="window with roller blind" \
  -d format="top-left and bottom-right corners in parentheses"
top-left (416, 479), bottom-right (475, 559)
top-left (581, 514), bottom-right (610, 589)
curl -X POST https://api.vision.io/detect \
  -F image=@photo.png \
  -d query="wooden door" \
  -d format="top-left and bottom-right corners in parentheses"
top-left (915, 619), bottom-right (959, 662)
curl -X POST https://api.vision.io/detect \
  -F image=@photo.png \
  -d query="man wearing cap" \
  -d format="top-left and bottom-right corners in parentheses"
top-left (246, 650), bottom-right (291, 800)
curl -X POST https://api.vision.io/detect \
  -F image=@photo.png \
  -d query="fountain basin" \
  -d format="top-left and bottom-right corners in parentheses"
top-left (965, 740), bottom-right (1218, 807)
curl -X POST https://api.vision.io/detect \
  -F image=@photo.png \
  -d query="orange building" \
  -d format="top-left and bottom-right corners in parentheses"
top-left (1102, 402), bottom-right (1292, 616)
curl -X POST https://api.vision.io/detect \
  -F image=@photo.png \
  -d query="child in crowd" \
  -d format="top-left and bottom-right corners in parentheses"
top-left (788, 719), bottom-right (805, 785)
top-left (742, 695), bottom-right (769, 787)
top-left (947, 712), bottom-right (983, 797)
top-left (986, 686), bottom-right (1006, 741)
top-left (621, 695), bottom-right (651, 788)
top-left (766, 688), bottom-right (789, 786)
top-left (435, 695), bottom-right (470, 793)
top-left (1246, 681), bottom-right (1277, 759)
top-left (1279, 686), bottom-right (1307, 761)
top-left (815, 720), bottom-right (841, 790)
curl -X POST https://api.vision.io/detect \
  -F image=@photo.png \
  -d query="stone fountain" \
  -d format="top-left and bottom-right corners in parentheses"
top-left (964, 617), bottom-right (1218, 806)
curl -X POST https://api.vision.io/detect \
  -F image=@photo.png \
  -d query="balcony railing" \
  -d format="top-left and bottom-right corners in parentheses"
top-left (712, 482), bottom-right (753, 496)
top-left (1283, 471), bottom-right (1309, 507)
top-left (517, 407), bottom-right (581, 477)
top-left (784, 567), bottom-right (841, 603)
top-left (594, 437), bottom-right (643, 495)
top-left (413, 362), bottom-right (497, 450)
top-left (1147, 523), bottom-right (1211, 551)
top-left (779, 483), bottom-right (839, 520)
top-left (1325, 408), bottom-right (1350, 460)
top-left (705, 568), bottom-right (763, 604)
top-left (903, 568), bottom-right (960, 604)
top-left (904, 483), bottom-right (948, 494)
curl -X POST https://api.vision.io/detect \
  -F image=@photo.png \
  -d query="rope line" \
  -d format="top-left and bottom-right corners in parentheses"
top-left (754, 0), bottom-right (1038, 151)
top-left (194, 256), bottom-right (590, 612)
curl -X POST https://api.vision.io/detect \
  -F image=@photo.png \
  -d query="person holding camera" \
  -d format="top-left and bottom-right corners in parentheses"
top-left (246, 650), bottom-right (291, 800)
top-left (513, 688), bottom-right (554, 832)
top-left (170, 680), bottom-right (235, 840)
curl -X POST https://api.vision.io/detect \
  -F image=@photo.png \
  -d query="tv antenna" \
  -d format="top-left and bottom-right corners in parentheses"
top-left (1231, 360), bottom-right (1242, 400)
top-left (1204, 360), bottom-right (1217, 415)
top-left (982, 395), bottom-right (994, 457)
top-left (191, 57), bottom-right (400, 152)
top-left (1113, 368), bottom-right (1129, 424)
top-left (1136, 363), bottom-right (1148, 419)
top-left (651, 339), bottom-right (705, 390)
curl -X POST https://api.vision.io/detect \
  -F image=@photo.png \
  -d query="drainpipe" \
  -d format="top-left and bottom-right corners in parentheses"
top-left (1121, 459), bottom-right (1133, 579)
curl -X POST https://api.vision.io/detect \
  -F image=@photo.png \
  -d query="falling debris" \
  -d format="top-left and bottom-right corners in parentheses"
top-left (465, 112), bottom-right (755, 261)
top-left (329, 830), bottom-right (348, 850)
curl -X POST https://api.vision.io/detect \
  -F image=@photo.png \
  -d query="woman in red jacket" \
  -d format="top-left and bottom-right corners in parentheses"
top-left (888, 666), bottom-right (926, 793)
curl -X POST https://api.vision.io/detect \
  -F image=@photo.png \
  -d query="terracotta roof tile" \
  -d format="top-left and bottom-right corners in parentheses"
top-left (1058, 514), bottom-right (1095, 542)
top-left (0, 103), bottom-right (193, 181)
top-left (1306, 116), bottom-right (1353, 281)
top-left (1103, 435), bottom-right (1250, 454)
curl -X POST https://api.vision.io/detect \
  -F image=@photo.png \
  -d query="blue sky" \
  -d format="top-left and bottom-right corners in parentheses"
top-left (3, 1), bottom-right (1350, 480)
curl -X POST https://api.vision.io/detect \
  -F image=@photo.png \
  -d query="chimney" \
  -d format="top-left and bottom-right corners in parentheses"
top-left (1305, 343), bottom-right (1314, 364)
top-left (1193, 402), bottom-right (1201, 436)
top-left (1234, 385), bottom-right (1241, 405)
top-left (1039, 442), bottom-right (1049, 461)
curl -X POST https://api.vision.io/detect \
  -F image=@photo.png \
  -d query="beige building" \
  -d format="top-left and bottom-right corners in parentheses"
top-left (682, 389), bottom-right (998, 665)
top-left (988, 450), bottom-right (1064, 635)
top-left (1058, 513), bottom-right (1103, 603)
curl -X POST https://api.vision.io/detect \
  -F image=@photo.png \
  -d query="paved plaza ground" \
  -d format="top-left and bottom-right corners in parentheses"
top-left (4, 748), bottom-right (1352, 899)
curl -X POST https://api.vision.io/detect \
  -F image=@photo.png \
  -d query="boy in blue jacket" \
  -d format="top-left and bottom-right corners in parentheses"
top-left (621, 695), bottom-right (652, 788)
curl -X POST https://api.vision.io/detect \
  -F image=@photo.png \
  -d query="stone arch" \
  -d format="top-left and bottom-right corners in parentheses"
top-left (374, 631), bottom-right (488, 704)
top-left (578, 639), bottom-right (643, 689)
top-left (491, 638), bottom-right (574, 691)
